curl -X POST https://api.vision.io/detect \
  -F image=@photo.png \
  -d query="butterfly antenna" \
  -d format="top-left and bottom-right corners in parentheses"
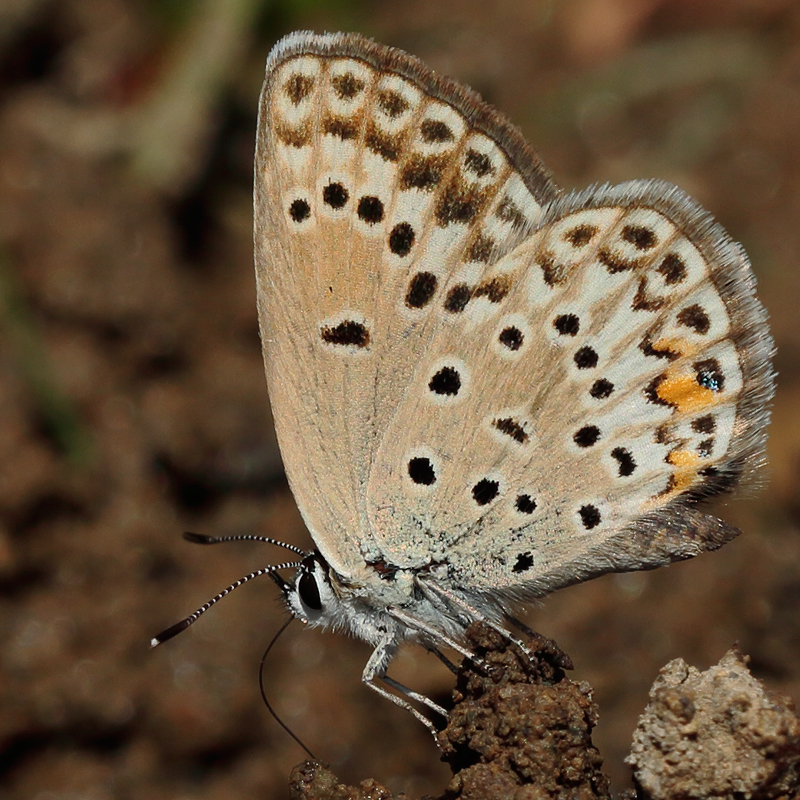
top-left (260, 617), bottom-right (316, 759)
top-left (150, 561), bottom-right (302, 647)
top-left (183, 530), bottom-right (307, 556)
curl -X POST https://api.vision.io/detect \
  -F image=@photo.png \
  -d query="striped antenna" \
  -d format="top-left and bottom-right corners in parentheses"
top-left (182, 530), bottom-right (306, 556)
top-left (150, 560), bottom-right (302, 647)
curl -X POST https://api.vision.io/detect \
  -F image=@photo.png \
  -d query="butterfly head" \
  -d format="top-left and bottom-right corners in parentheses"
top-left (282, 551), bottom-right (429, 647)
top-left (284, 551), bottom-right (339, 627)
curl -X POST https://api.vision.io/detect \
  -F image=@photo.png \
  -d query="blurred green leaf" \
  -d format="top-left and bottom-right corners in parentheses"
top-left (0, 243), bottom-right (93, 466)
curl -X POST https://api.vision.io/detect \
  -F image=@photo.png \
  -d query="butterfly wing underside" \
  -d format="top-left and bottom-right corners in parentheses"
top-left (255, 31), bottom-right (773, 596)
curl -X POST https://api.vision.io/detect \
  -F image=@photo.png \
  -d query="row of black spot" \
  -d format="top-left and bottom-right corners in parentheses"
top-left (288, 186), bottom-right (416, 257)
top-left (406, 455), bottom-right (603, 533)
top-left (284, 70), bottom-right (501, 181)
top-left (407, 457), bottom-right (535, 512)
top-left (538, 241), bottom-right (689, 290)
top-left (572, 426), bottom-right (636, 476)
top-left (549, 316), bottom-right (619, 401)
top-left (562, 222), bottom-right (659, 253)
top-left (286, 69), bottom-right (458, 145)
top-left (405, 271), bottom-right (513, 313)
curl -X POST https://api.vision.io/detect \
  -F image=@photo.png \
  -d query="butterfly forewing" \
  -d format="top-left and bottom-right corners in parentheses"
top-left (255, 32), bottom-right (559, 577)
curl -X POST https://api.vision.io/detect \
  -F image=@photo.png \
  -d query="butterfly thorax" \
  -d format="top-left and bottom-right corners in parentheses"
top-left (285, 551), bottom-right (502, 649)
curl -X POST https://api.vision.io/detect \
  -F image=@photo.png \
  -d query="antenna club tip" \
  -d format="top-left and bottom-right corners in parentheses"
top-left (183, 531), bottom-right (214, 544)
top-left (151, 620), bottom-right (191, 646)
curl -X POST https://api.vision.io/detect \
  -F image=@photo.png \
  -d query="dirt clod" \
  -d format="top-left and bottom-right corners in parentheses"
top-left (627, 647), bottom-right (800, 799)
top-left (437, 623), bottom-right (610, 800)
top-left (288, 624), bottom-right (611, 800)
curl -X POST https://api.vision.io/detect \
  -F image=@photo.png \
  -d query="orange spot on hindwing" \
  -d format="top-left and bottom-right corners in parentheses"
top-left (662, 448), bottom-right (703, 497)
top-left (655, 374), bottom-right (716, 414)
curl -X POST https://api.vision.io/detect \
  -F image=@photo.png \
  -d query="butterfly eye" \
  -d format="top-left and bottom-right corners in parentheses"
top-left (298, 568), bottom-right (322, 611)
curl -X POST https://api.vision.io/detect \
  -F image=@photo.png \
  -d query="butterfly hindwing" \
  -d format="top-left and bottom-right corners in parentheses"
top-left (366, 181), bottom-right (772, 593)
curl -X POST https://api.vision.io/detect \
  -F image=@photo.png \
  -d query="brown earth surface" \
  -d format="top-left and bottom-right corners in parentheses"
top-left (1, 1), bottom-right (800, 798)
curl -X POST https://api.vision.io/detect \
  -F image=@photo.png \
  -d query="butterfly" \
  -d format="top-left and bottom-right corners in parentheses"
top-left (155, 30), bottom-right (774, 733)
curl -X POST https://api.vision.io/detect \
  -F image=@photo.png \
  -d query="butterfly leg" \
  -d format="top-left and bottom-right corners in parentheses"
top-left (427, 645), bottom-right (459, 675)
top-left (417, 579), bottom-right (535, 661)
top-left (362, 638), bottom-right (445, 735)
top-left (505, 613), bottom-right (538, 638)
top-left (381, 675), bottom-right (448, 718)
top-left (388, 606), bottom-right (480, 664)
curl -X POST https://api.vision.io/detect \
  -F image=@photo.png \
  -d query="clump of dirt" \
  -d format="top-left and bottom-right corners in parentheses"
top-left (289, 623), bottom-right (611, 800)
top-left (288, 634), bottom-right (800, 800)
top-left (438, 624), bottom-right (609, 799)
top-left (627, 647), bottom-right (800, 800)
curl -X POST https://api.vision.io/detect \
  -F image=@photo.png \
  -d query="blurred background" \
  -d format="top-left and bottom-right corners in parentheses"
top-left (0, 0), bottom-right (798, 797)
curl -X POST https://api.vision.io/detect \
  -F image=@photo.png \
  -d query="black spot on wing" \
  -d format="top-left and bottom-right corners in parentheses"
top-left (611, 447), bottom-right (636, 476)
top-left (657, 252), bottom-right (687, 285)
top-left (466, 234), bottom-right (495, 263)
top-left (357, 196), bottom-right (384, 224)
top-left (513, 552), bottom-right (534, 573)
top-left (574, 346), bottom-right (598, 369)
top-left (579, 504), bottom-right (601, 529)
top-left (622, 224), bottom-right (657, 250)
top-left (677, 304), bottom-right (711, 334)
top-left (493, 417), bottom-right (529, 444)
top-left (320, 320), bottom-right (369, 348)
top-left (406, 272), bottom-right (437, 308)
top-left (495, 196), bottom-right (526, 229)
top-left (435, 181), bottom-right (489, 225)
top-left (539, 254), bottom-right (567, 287)
top-left (377, 90), bottom-right (409, 118)
top-left (554, 314), bottom-right (580, 336)
top-left (401, 155), bottom-right (447, 191)
top-left (289, 198), bottom-right (310, 222)
top-left (323, 116), bottom-right (358, 140)
top-left (429, 367), bottom-right (461, 396)
top-left (574, 426), bottom-right (600, 447)
top-left (284, 73), bottom-right (314, 104)
top-left (331, 73), bottom-right (364, 99)
top-left (323, 183), bottom-right (348, 209)
top-left (590, 379), bottom-right (614, 399)
top-left (444, 284), bottom-right (472, 313)
top-left (408, 457), bottom-right (435, 485)
top-left (464, 149), bottom-right (494, 177)
top-left (598, 249), bottom-right (640, 274)
top-left (473, 275), bottom-right (512, 303)
top-left (694, 359), bottom-right (725, 392)
top-left (420, 119), bottom-right (454, 142)
top-left (564, 224), bottom-right (598, 246)
top-left (472, 479), bottom-right (500, 506)
top-left (389, 223), bottom-right (415, 256)
top-left (515, 495), bottom-right (536, 514)
top-left (499, 326), bottom-right (524, 350)
top-left (692, 415), bottom-right (716, 434)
